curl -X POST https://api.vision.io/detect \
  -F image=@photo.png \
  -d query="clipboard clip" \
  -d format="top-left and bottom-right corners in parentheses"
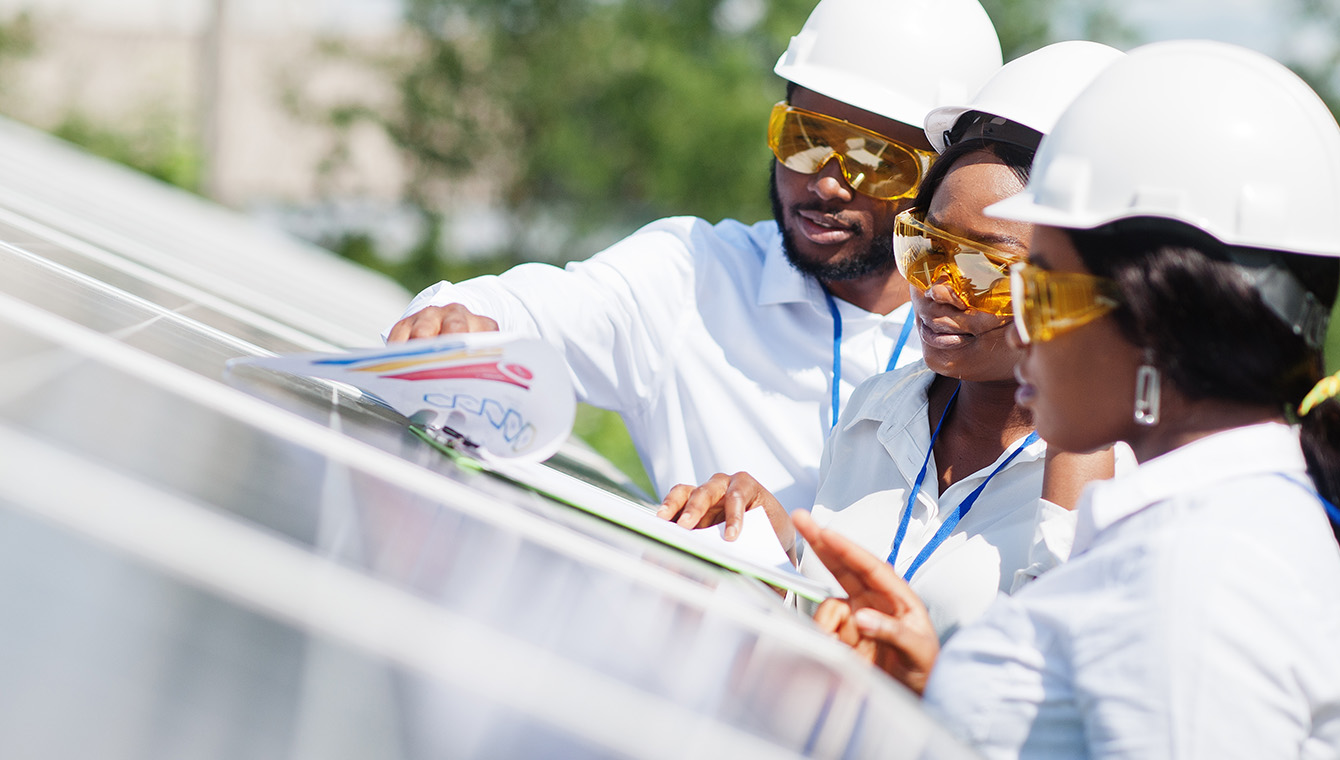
top-left (427, 423), bottom-right (482, 455)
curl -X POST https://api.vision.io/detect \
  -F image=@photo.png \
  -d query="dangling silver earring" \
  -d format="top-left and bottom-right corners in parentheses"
top-left (1134, 352), bottom-right (1161, 426)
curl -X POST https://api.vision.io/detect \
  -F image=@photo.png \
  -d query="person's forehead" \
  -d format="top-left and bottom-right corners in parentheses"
top-left (927, 153), bottom-right (1031, 252)
top-left (789, 86), bottom-right (932, 151)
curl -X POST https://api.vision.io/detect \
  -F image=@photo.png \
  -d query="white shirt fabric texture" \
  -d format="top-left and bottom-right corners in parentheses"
top-left (388, 216), bottom-right (922, 512)
top-left (923, 421), bottom-right (1340, 759)
top-left (797, 362), bottom-right (1074, 642)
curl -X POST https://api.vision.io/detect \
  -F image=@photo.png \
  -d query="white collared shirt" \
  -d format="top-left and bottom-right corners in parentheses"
top-left (388, 216), bottom-right (921, 510)
top-left (798, 362), bottom-right (1071, 641)
top-left (924, 422), bottom-right (1340, 759)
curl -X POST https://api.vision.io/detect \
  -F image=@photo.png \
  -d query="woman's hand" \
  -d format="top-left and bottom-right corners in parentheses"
top-left (794, 510), bottom-right (941, 695)
top-left (656, 472), bottom-right (793, 552)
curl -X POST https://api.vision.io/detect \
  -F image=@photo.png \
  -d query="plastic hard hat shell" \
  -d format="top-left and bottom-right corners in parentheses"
top-left (989, 40), bottom-right (1340, 258)
top-left (775, 0), bottom-right (1002, 128)
top-left (924, 40), bottom-right (1125, 153)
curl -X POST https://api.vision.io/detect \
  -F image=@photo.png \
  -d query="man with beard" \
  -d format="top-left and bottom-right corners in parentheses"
top-left (385, 0), bottom-right (1002, 514)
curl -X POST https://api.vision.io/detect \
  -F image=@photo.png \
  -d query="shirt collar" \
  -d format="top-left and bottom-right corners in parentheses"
top-left (842, 363), bottom-right (1046, 480)
top-left (758, 233), bottom-right (828, 309)
top-left (756, 235), bottom-right (917, 330)
top-left (842, 361), bottom-right (935, 430)
top-left (1073, 421), bottom-right (1306, 554)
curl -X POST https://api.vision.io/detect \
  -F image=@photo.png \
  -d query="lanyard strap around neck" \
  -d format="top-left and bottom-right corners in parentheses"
top-left (1278, 474), bottom-right (1340, 526)
top-left (888, 386), bottom-right (1040, 582)
top-left (824, 290), bottom-right (916, 430)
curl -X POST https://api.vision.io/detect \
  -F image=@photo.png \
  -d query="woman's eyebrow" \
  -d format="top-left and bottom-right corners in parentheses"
top-left (924, 213), bottom-right (1029, 249)
top-left (977, 231), bottom-right (1028, 249)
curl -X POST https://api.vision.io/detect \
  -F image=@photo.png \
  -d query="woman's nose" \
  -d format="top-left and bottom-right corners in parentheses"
top-left (926, 271), bottom-right (970, 310)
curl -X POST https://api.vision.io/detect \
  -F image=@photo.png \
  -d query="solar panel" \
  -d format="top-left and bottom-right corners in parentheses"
top-left (0, 116), bottom-right (408, 347)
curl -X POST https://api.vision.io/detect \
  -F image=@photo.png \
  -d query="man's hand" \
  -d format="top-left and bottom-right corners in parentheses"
top-left (386, 304), bottom-right (499, 343)
top-left (656, 472), bottom-right (792, 552)
top-left (794, 509), bottom-right (940, 695)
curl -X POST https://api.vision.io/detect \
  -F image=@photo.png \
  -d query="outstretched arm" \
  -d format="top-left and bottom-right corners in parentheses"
top-left (793, 509), bottom-right (941, 695)
top-left (386, 303), bottom-right (499, 342)
top-left (380, 222), bottom-right (702, 413)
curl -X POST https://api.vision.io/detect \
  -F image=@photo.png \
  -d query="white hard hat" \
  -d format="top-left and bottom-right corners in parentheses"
top-left (924, 40), bottom-right (1125, 154)
top-left (774, 0), bottom-right (1002, 128)
top-left (989, 40), bottom-right (1340, 258)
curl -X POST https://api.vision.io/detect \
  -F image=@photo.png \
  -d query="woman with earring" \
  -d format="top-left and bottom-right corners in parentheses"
top-left (797, 40), bottom-right (1340, 757)
top-left (659, 42), bottom-right (1127, 642)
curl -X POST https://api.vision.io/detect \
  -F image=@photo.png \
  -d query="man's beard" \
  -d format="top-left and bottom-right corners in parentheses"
top-left (770, 163), bottom-right (897, 282)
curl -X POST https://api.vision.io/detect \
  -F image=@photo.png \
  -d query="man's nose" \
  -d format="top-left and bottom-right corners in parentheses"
top-left (808, 155), bottom-right (855, 202)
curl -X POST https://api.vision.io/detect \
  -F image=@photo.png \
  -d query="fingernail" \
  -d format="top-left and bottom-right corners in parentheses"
top-left (724, 525), bottom-right (738, 541)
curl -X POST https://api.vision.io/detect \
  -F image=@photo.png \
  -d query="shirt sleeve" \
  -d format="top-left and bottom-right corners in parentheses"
top-left (1008, 498), bottom-right (1077, 592)
top-left (383, 219), bottom-right (701, 412)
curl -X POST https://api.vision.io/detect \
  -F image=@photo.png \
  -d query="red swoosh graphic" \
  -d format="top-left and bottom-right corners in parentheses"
top-left (384, 361), bottom-right (531, 389)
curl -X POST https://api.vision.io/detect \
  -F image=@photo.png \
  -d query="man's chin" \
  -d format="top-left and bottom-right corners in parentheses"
top-left (770, 164), bottom-right (896, 283)
top-left (781, 230), bottom-right (896, 283)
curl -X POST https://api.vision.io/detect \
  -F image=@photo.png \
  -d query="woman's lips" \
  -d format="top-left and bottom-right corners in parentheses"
top-left (1014, 366), bottom-right (1037, 406)
top-left (918, 317), bottom-right (974, 349)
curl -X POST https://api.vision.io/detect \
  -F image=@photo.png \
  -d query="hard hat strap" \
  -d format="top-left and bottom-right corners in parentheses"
top-left (1226, 249), bottom-right (1329, 349)
top-left (946, 112), bottom-right (1044, 153)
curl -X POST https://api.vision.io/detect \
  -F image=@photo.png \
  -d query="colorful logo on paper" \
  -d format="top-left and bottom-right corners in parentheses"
top-left (235, 334), bottom-right (575, 461)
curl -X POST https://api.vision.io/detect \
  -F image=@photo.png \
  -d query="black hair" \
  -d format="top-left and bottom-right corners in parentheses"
top-left (1068, 220), bottom-right (1340, 543)
top-left (911, 137), bottom-right (1035, 215)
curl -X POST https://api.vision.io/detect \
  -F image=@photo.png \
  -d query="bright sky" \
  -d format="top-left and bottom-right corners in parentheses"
top-left (1119, 0), bottom-right (1306, 60)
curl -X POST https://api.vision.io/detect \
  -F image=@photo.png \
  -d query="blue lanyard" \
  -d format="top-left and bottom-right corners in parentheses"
top-left (1277, 474), bottom-right (1340, 526)
top-left (887, 383), bottom-right (1040, 582)
top-left (825, 290), bottom-right (916, 429)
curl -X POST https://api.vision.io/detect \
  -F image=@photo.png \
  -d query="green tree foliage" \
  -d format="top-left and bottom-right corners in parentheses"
top-left (50, 110), bottom-right (202, 192)
top-left (1284, 0), bottom-right (1340, 115)
top-left (981, 0), bottom-right (1061, 60)
top-left (0, 10), bottom-right (33, 64)
top-left (318, 0), bottom-right (814, 287)
top-left (0, 10), bottom-right (200, 193)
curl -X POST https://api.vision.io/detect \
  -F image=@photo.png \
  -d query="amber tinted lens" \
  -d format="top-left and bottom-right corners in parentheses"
top-left (893, 211), bottom-right (1019, 316)
top-left (1010, 263), bottom-right (1119, 344)
top-left (1010, 264), bottom-right (1033, 343)
top-left (768, 103), bottom-right (928, 200)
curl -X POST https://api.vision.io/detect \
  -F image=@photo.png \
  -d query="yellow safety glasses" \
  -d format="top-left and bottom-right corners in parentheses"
top-left (1009, 262), bottom-right (1121, 344)
top-left (893, 209), bottom-right (1024, 316)
top-left (767, 102), bottom-right (936, 201)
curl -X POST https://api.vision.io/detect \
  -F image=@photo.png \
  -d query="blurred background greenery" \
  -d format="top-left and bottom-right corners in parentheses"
top-left (2, 0), bottom-right (1338, 495)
